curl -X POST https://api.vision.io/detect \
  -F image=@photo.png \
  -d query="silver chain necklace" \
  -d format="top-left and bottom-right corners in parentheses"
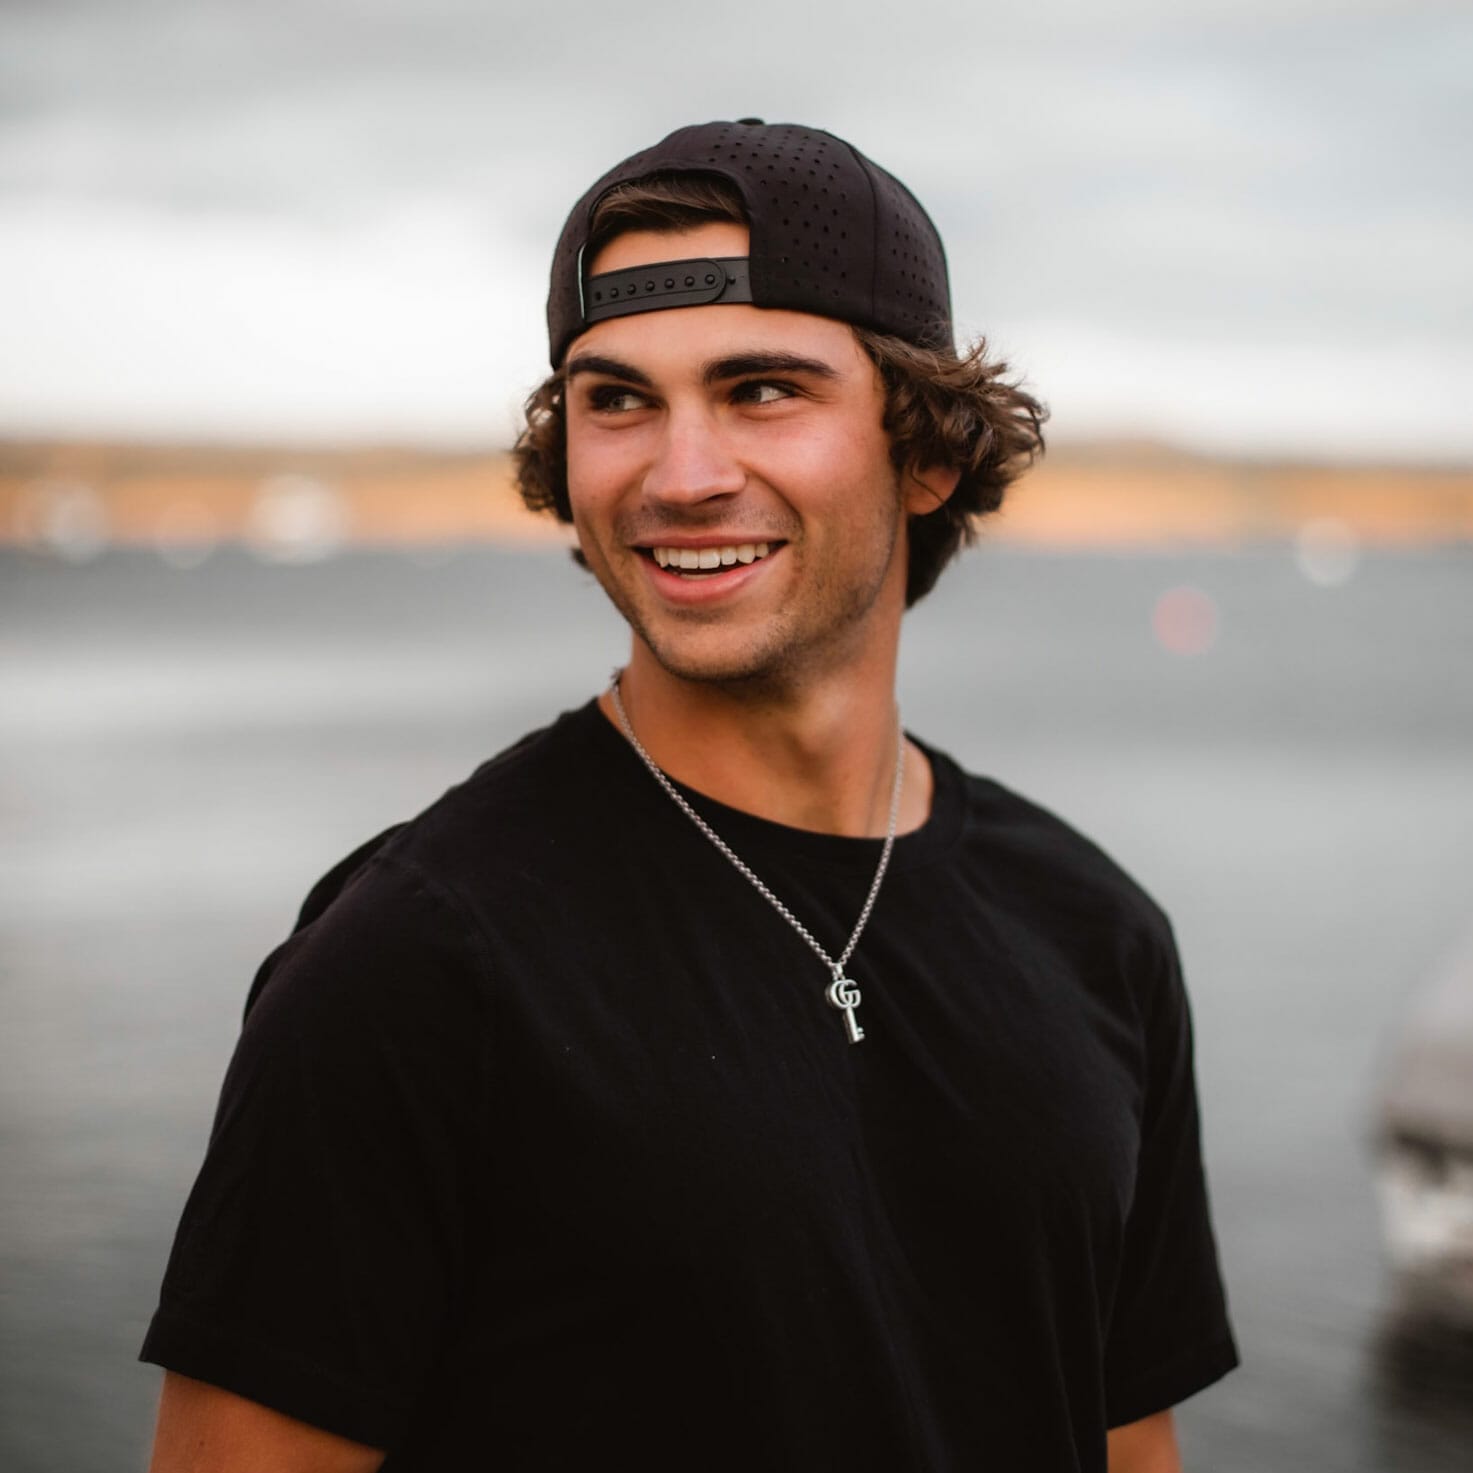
top-left (608, 673), bottom-right (905, 1044)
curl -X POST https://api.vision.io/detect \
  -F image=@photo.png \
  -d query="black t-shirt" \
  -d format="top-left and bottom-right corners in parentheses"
top-left (141, 700), bottom-right (1237, 1470)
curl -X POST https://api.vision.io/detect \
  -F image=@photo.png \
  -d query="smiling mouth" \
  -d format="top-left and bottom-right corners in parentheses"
top-left (641, 542), bottom-right (779, 576)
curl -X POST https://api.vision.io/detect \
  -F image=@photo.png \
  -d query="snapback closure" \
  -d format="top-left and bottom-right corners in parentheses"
top-left (582, 256), bottom-right (753, 325)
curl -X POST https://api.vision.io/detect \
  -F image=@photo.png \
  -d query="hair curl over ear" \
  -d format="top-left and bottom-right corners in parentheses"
top-left (852, 328), bottom-right (1046, 603)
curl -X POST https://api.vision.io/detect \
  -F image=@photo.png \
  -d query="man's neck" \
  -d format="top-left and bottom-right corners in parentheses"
top-left (598, 650), bottom-right (933, 839)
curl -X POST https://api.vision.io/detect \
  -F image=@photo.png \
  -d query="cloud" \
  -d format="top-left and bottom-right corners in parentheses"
top-left (0, 197), bottom-right (544, 444)
top-left (1, 0), bottom-right (1468, 458)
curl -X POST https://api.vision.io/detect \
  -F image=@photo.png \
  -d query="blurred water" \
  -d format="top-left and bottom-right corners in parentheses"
top-left (2, 542), bottom-right (1472, 1471)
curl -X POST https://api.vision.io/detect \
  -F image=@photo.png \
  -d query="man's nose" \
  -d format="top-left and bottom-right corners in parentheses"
top-left (640, 407), bottom-right (746, 505)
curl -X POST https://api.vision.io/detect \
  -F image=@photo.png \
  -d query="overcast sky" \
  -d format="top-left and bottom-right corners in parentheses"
top-left (1, 0), bottom-right (1469, 461)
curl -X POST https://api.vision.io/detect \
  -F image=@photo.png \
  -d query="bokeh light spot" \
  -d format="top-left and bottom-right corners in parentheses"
top-left (14, 478), bottom-right (110, 562)
top-left (247, 473), bottom-right (347, 564)
top-left (1295, 516), bottom-right (1361, 587)
top-left (153, 498), bottom-right (222, 571)
top-left (1152, 584), bottom-right (1219, 656)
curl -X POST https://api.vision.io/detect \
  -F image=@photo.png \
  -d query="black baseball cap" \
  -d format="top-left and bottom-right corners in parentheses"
top-left (546, 119), bottom-right (953, 367)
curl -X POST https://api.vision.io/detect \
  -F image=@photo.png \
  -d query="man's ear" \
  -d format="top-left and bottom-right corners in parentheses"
top-left (903, 462), bottom-right (962, 516)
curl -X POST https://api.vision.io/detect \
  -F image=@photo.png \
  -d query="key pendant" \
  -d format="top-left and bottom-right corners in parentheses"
top-left (825, 974), bottom-right (865, 1044)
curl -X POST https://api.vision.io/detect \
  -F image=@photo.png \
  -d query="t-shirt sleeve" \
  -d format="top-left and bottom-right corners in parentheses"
top-left (139, 854), bottom-right (493, 1452)
top-left (1102, 921), bottom-right (1238, 1427)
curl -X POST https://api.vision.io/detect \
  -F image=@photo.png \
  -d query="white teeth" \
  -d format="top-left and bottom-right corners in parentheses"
top-left (648, 543), bottom-right (777, 571)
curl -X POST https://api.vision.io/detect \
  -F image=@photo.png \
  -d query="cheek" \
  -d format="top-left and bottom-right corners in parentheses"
top-left (740, 417), bottom-right (891, 503)
top-left (565, 428), bottom-right (630, 518)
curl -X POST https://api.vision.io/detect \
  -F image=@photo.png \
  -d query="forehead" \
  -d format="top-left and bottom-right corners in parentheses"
top-left (573, 221), bottom-right (867, 374)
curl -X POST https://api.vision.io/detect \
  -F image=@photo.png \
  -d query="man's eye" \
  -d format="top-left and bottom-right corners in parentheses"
top-left (734, 381), bottom-right (794, 406)
top-left (588, 386), bottom-right (647, 413)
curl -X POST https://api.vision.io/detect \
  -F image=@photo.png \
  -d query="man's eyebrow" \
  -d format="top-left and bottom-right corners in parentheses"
top-left (564, 354), bottom-right (652, 386)
top-left (563, 349), bottom-right (839, 388)
top-left (703, 352), bottom-right (838, 384)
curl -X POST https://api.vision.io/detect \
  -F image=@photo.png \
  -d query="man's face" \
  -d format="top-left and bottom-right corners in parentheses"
top-left (564, 220), bottom-right (922, 692)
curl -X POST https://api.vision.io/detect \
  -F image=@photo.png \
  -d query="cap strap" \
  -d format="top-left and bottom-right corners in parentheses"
top-left (583, 256), bottom-right (753, 326)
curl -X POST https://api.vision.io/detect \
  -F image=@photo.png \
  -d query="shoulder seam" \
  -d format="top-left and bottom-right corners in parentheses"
top-left (373, 851), bottom-right (501, 1001)
top-left (371, 852), bottom-right (502, 1145)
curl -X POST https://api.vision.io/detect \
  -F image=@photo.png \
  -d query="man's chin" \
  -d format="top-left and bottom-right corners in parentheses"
top-left (643, 649), bottom-right (785, 689)
top-left (630, 626), bottom-right (799, 691)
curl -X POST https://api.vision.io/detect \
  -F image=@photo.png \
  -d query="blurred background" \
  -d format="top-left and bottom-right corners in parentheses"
top-left (2, 1), bottom-right (1471, 1469)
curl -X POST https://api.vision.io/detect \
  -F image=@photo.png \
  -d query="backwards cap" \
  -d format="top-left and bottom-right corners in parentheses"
top-left (546, 119), bottom-right (953, 367)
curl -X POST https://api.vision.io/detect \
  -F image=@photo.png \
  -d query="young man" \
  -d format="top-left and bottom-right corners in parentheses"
top-left (143, 120), bottom-right (1237, 1472)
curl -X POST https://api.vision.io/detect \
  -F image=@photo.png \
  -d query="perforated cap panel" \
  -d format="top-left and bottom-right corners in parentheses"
top-left (546, 119), bottom-right (952, 366)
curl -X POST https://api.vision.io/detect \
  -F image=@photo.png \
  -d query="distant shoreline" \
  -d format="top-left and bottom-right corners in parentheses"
top-left (3, 438), bottom-right (1471, 553)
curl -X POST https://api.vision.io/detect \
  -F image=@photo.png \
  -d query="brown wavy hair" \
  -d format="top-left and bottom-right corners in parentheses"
top-left (514, 174), bottom-right (1047, 606)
